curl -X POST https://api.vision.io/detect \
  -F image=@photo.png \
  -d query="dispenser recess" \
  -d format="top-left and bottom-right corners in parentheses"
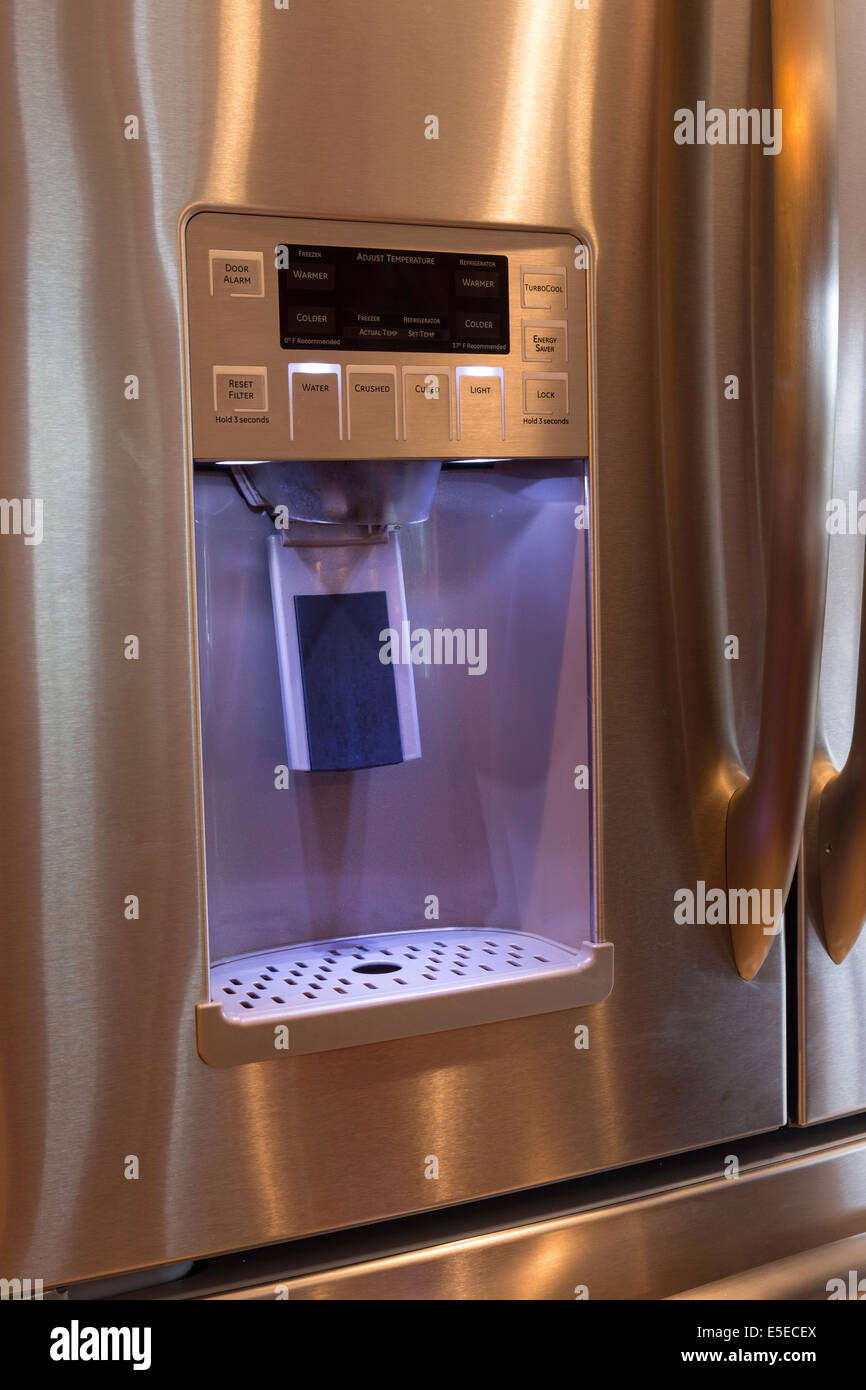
top-left (185, 212), bottom-right (611, 1065)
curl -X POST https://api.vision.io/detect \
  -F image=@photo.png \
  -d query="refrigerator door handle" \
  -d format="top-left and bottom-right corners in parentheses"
top-left (806, 572), bottom-right (866, 964)
top-left (726, 0), bottom-right (838, 980)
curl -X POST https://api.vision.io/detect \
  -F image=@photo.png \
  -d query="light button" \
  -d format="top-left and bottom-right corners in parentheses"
top-left (213, 367), bottom-right (268, 415)
top-left (289, 365), bottom-right (342, 443)
top-left (521, 267), bottom-right (567, 311)
top-left (456, 367), bottom-right (505, 442)
top-left (523, 374), bottom-right (568, 416)
top-left (522, 320), bottom-right (567, 365)
top-left (209, 251), bottom-right (265, 298)
top-left (347, 368), bottom-right (398, 441)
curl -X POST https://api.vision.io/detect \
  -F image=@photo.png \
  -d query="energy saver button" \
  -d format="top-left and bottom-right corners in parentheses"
top-left (523, 373), bottom-right (568, 416)
top-left (522, 320), bottom-right (567, 365)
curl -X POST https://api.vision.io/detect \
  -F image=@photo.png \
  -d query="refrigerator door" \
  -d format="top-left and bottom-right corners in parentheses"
top-left (0, 0), bottom-right (828, 1288)
top-left (797, 0), bottom-right (866, 1124)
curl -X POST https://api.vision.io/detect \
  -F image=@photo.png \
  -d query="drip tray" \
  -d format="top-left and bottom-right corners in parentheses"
top-left (197, 928), bottom-right (614, 1066)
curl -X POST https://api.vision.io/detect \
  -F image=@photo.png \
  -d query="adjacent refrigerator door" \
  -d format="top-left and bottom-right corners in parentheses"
top-left (797, 0), bottom-right (866, 1124)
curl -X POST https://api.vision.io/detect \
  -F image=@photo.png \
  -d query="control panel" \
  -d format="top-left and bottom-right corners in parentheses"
top-left (184, 213), bottom-right (589, 461)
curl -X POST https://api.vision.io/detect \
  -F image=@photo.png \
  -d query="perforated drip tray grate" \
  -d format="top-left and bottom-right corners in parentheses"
top-left (198, 928), bottom-right (614, 1066)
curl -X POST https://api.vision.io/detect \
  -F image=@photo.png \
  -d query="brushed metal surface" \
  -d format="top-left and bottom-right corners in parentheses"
top-left (798, 0), bottom-right (866, 1122)
top-left (197, 1132), bottom-right (866, 1300)
top-left (2, 0), bottom-right (788, 1288)
top-left (671, 1232), bottom-right (866, 1300)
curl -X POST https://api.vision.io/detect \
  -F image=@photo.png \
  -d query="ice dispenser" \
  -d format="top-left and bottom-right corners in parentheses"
top-left (185, 213), bottom-right (613, 1065)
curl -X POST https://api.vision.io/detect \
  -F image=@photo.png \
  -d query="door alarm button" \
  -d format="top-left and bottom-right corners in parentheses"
top-left (213, 367), bottom-right (268, 414)
top-left (209, 251), bottom-right (265, 298)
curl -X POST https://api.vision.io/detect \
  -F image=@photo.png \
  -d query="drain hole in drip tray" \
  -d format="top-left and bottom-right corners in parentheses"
top-left (352, 962), bottom-right (402, 975)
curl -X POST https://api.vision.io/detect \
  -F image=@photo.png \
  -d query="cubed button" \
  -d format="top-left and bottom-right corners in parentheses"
top-left (209, 251), bottom-right (264, 298)
top-left (522, 320), bottom-right (567, 365)
top-left (347, 368), bottom-right (398, 441)
top-left (403, 369), bottom-right (452, 446)
top-left (213, 367), bottom-right (268, 415)
top-left (456, 367), bottom-right (504, 442)
top-left (288, 365), bottom-right (342, 443)
top-left (523, 373), bottom-right (568, 416)
top-left (521, 267), bottom-right (567, 311)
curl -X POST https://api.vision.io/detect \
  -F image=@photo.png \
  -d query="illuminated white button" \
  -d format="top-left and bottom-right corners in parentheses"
top-left (347, 367), bottom-right (398, 441)
top-left (213, 367), bottom-right (268, 414)
top-left (456, 367), bottom-right (504, 442)
top-left (522, 320), bottom-right (567, 364)
top-left (521, 267), bottom-right (567, 311)
top-left (209, 250), bottom-right (265, 298)
top-left (523, 373), bottom-right (568, 416)
top-left (403, 369), bottom-right (452, 445)
top-left (288, 364), bottom-right (342, 443)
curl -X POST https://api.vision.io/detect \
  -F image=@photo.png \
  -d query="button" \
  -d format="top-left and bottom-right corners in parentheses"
top-left (456, 367), bottom-right (504, 442)
top-left (456, 311), bottom-right (501, 340)
top-left (403, 369), bottom-right (452, 446)
top-left (347, 368), bottom-right (398, 441)
top-left (209, 251), bottom-right (264, 298)
top-left (522, 320), bottom-right (567, 364)
top-left (521, 267), bottom-right (567, 311)
top-left (284, 305), bottom-right (337, 335)
top-left (213, 367), bottom-right (268, 415)
top-left (455, 266), bottom-right (500, 297)
top-left (288, 366), bottom-right (342, 443)
top-left (284, 260), bottom-right (335, 292)
top-left (523, 374), bottom-right (568, 415)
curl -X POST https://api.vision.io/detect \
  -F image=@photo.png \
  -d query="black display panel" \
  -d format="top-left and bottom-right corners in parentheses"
top-left (278, 244), bottom-right (509, 354)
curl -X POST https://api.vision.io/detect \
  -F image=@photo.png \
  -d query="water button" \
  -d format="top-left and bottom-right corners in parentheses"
top-left (213, 367), bottom-right (268, 414)
top-left (521, 267), bottom-right (567, 311)
top-left (209, 251), bottom-right (265, 298)
top-left (289, 365), bottom-right (342, 443)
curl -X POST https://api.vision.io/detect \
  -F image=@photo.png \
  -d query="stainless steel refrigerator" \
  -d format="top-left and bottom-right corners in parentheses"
top-left (1, 0), bottom-right (864, 1301)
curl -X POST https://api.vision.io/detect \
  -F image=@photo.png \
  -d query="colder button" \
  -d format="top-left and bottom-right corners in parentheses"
top-left (457, 311), bottom-right (500, 340)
